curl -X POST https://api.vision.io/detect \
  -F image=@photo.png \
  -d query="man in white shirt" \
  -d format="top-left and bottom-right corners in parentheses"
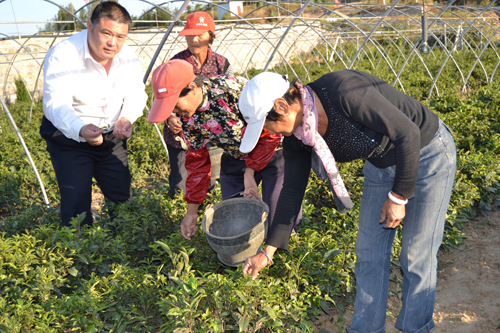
top-left (40, 2), bottom-right (147, 227)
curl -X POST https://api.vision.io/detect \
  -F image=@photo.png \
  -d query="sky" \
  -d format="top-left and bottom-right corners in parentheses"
top-left (0, 0), bottom-right (174, 36)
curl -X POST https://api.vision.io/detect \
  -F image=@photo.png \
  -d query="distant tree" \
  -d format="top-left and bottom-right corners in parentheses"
top-left (134, 5), bottom-right (177, 29)
top-left (133, 3), bottom-right (217, 29)
top-left (41, 0), bottom-right (119, 33)
top-left (42, 3), bottom-right (80, 32)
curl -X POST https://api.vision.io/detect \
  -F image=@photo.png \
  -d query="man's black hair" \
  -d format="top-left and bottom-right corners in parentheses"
top-left (90, 1), bottom-right (132, 30)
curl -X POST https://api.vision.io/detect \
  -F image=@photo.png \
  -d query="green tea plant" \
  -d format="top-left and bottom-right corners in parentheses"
top-left (1, 52), bottom-right (500, 331)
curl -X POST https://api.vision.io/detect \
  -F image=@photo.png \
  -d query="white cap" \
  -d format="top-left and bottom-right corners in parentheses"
top-left (238, 72), bottom-right (290, 153)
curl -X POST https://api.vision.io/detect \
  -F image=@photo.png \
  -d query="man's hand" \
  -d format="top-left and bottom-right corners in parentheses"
top-left (379, 192), bottom-right (406, 228)
top-left (167, 115), bottom-right (182, 134)
top-left (180, 203), bottom-right (200, 240)
top-left (113, 117), bottom-right (133, 140)
top-left (80, 124), bottom-right (104, 146)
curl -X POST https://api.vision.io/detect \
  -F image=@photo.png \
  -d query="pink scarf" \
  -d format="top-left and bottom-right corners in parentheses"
top-left (293, 83), bottom-right (353, 211)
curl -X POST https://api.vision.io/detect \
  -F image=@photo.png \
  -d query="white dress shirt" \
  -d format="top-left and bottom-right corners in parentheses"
top-left (43, 30), bottom-right (147, 142)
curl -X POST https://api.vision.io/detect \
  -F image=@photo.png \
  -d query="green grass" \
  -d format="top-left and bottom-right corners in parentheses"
top-left (1, 54), bottom-right (499, 331)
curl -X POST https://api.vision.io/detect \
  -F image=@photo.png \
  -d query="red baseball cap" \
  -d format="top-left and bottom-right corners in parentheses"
top-left (147, 60), bottom-right (196, 123)
top-left (179, 12), bottom-right (215, 36)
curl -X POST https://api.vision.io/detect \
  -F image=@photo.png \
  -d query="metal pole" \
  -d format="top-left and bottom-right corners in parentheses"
top-left (142, 0), bottom-right (192, 84)
top-left (0, 97), bottom-right (50, 207)
top-left (444, 24), bottom-right (447, 49)
top-left (141, 0), bottom-right (192, 161)
top-left (262, 0), bottom-right (313, 72)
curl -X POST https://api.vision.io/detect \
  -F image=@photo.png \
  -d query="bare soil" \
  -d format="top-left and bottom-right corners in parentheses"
top-left (315, 208), bottom-right (500, 332)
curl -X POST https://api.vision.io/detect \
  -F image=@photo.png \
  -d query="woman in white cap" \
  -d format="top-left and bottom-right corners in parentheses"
top-left (164, 12), bottom-right (234, 198)
top-left (147, 60), bottom-right (299, 241)
top-left (238, 71), bottom-right (456, 333)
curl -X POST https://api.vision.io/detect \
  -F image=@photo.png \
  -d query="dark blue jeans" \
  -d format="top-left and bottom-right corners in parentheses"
top-left (347, 120), bottom-right (456, 333)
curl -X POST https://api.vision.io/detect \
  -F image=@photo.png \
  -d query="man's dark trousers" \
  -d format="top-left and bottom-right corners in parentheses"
top-left (40, 116), bottom-right (132, 227)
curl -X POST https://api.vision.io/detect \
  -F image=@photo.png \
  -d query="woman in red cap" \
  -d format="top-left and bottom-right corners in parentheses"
top-left (147, 60), bottom-right (299, 242)
top-left (163, 12), bottom-right (233, 198)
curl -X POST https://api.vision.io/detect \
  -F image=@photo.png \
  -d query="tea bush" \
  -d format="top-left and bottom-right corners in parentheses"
top-left (1, 59), bottom-right (499, 331)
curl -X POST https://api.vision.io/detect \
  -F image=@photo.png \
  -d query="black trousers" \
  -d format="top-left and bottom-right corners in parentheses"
top-left (219, 149), bottom-right (302, 226)
top-left (40, 116), bottom-right (132, 227)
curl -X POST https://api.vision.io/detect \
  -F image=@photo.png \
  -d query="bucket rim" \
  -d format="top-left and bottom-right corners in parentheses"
top-left (201, 197), bottom-right (269, 241)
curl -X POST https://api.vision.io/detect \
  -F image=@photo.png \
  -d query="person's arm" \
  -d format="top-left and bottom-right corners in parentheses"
top-left (243, 136), bottom-right (312, 279)
top-left (180, 146), bottom-right (211, 240)
top-left (184, 146), bottom-right (212, 204)
top-left (43, 50), bottom-right (87, 142)
top-left (245, 129), bottom-right (281, 172)
top-left (241, 129), bottom-right (281, 199)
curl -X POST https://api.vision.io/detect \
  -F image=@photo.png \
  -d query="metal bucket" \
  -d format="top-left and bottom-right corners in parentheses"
top-left (202, 198), bottom-right (269, 267)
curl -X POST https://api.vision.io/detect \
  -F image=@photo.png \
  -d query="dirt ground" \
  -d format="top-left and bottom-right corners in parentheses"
top-left (91, 192), bottom-right (500, 332)
top-left (316, 207), bottom-right (500, 333)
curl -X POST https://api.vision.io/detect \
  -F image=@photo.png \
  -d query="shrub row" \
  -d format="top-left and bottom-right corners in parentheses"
top-left (1, 65), bottom-right (499, 331)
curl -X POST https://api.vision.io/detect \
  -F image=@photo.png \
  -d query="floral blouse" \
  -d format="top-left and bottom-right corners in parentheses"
top-left (181, 75), bottom-right (248, 158)
top-left (181, 75), bottom-right (282, 204)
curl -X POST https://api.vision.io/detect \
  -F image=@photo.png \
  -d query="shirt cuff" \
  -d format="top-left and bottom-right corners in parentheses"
top-left (70, 119), bottom-right (88, 142)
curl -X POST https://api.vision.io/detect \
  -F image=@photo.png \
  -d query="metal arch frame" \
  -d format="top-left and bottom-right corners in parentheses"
top-left (1, 32), bottom-right (43, 101)
top-left (6, 2), bottom-right (496, 95)
top-left (240, 1), bottom-right (338, 77)
top-left (289, 6), bottom-right (358, 70)
top-left (428, 0), bottom-right (497, 99)
top-left (0, 34), bottom-right (36, 103)
top-left (392, 4), bottom-right (463, 94)
top-left (346, 8), bottom-right (407, 89)
top-left (0, 96), bottom-right (50, 207)
top-left (232, 2), bottom-right (313, 79)
top-left (440, 9), bottom-right (491, 88)
top-left (228, 1), bottom-right (352, 79)
top-left (345, 3), bottom-right (400, 67)
top-left (305, 5), bottom-right (391, 73)
top-left (455, 5), bottom-right (500, 88)
top-left (392, 1), bottom-right (463, 96)
top-left (3, 0), bottom-right (500, 207)
top-left (197, 0), bottom-right (309, 78)
top-left (1, 0), bottom-right (100, 208)
top-left (461, 22), bottom-right (500, 95)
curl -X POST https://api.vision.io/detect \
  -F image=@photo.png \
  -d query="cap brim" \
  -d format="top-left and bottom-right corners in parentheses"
top-left (239, 118), bottom-right (266, 153)
top-left (147, 93), bottom-right (179, 123)
top-left (179, 28), bottom-right (211, 36)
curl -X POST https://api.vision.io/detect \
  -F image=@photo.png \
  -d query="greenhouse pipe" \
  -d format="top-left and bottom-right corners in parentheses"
top-left (140, 0), bottom-right (192, 160)
top-left (428, 0), bottom-right (496, 99)
top-left (348, 0), bottom-right (402, 69)
top-left (262, 0), bottom-right (313, 72)
top-left (0, 97), bottom-right (50, 207)
top-left (142, 0), bottom-right (192, 84)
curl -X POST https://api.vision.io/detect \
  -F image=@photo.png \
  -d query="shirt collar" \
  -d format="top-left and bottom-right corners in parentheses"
top-left (183, 46), bottom-right (214, 66)
top-left (83, 30), bottom-right (93, 61)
